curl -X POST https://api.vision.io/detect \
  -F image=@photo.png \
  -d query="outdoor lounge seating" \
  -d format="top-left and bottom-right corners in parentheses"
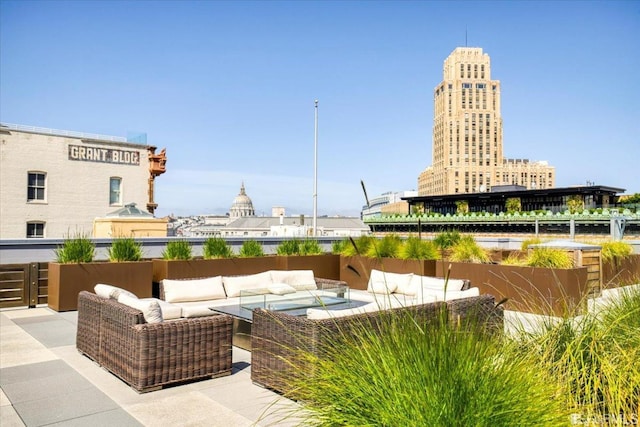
top-left (76, 290), bottom-right (233, 393)
top-left (251, 294), bottom-right (503, 394)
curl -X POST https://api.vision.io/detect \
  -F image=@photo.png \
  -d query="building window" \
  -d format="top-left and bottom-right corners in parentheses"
top-left (27, 172), bottom-right (46, 202)
top-left (109, 177), bottom-right (122, 205)
top-left (26, 222), bottom-right (45, 238)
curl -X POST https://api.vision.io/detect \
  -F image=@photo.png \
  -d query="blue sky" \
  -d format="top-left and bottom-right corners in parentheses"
top-left (2, 1), bottom-right (639, 218)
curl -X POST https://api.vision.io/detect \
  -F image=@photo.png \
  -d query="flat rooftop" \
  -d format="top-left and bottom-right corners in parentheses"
top-left (1, 307), bottom-right (300, 426)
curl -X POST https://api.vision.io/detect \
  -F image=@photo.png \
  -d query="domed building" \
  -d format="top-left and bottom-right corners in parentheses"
top-left (229, 182), bottom-right (255, 218)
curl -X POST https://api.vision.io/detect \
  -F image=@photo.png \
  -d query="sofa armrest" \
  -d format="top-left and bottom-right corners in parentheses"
top-left (99, 298), bottom-right (233, 392)
top-left (76, 291), bottom-right (105, 363)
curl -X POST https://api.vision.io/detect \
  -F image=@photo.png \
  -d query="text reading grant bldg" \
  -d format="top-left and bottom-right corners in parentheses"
top-left (0, 123), bottom-right (167, 239)
top-left (418, 47), bottom-right (556, 196)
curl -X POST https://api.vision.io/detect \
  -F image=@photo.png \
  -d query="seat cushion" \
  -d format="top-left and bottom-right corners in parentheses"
top-left (269, 270), bottom-right (317, 291)
top-left (140, 298), bottom-right (182, 320)
top-left (367, 269), bottom-right (413, 295)
top-left (223, 271), bottom-right (273, 297)
top-left (162, 276), bottom-right (226, 303)
top-left (307, 301), bottom-right (380, 320)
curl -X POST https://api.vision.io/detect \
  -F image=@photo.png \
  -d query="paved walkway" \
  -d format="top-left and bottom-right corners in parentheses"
top-left (0, 307), bottom-right (301, 427)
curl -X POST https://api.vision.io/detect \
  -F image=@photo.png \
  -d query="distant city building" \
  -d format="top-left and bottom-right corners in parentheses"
top-left (93, 203), bottom-right (167, 238)
top-left (361, 191), bottom-right (418, 219)
top-left (0, 123), bottom-right (167, 239)
top-left (229, 182), bottom-right (255, 218)
top-left (418, 47), bottom-right (555, 196)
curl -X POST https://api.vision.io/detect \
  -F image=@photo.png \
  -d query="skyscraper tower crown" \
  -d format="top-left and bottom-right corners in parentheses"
top-left (418, 47), bottom-right (554, 197)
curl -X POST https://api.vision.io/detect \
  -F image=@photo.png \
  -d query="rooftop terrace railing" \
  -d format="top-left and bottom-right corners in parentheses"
top-left (0, 122), bottom-right (127, 143)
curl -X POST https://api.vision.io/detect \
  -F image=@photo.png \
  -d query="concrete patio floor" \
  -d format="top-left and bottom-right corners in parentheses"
top-left (0, 307), bottom-right (301, 427)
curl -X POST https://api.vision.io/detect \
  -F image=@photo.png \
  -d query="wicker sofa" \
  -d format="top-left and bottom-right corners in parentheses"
top-left (76, 290), bottom-right (233, 393)
top-left (251, 294), bottom-right (503, 394)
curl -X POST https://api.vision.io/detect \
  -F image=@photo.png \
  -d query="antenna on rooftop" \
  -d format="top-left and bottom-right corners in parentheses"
top-left (465, 26), bottom-right (468, 47)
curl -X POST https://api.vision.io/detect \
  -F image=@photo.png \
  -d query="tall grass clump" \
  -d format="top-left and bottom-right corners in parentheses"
top-left (290, 310), bottom-right (568, 426)
top-left (433, 229), bottom-right (461, 250)
top-left (514, 286), bottom-right (640, 423)
top-left (331, 239), bottom-right (346, 254)
top-left (239, 240), bottom-right (264, 257)
top-left (300, 239), bottom-right (323, 255)
top-left (526, 247), bottom-right (573, 268)
top-left (107, 236), bottom-right (143, 262)
top-left (203, 237), bottom-right (234, 259)
top-left (162, 239), bottom-right (193, 260)
top-left (338, 235), bottom-right (373, 256)
top-left (276, 239), bottom-right (300, 255)
top-left (365, 234), bottom-right (402, 258)
top-left (600, 240), bottom-right (633, 264)
top-left (55, 231), bottom-right (95, 263)
top-left (400, 236), bottom-right (439, 260)
top-left (521, 237), bottom-right (543, 251)
top-left (449, 235), bottom-right (491, 263)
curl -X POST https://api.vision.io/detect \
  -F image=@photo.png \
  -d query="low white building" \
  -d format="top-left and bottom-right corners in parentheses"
top-left (361, 190), bottom-right (418, 219)
top-left (0, 123), bottom-right (167, 239)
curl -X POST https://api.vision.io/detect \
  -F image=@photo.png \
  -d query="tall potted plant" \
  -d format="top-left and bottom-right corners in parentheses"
top-left (275, 238), bottom-right (340, 280)
top-left (48, 233), bottom-right (152, 311)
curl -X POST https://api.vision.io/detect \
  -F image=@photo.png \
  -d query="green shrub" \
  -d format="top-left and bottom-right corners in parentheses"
top-left (433, 229), bottom-right (461, 250)
top-left (449, 235), bottom-right (490, 263)
top-left (400, 236), bottom-right (438, 260)
top-left (276, 239), bottom-right (300, 255)
top-left (339, 235), bottom-right (373, 257)
top-left (290, 310), bottom-right (568, 426)
top-left (203, 237), bottom-right (234, 259)
top-left (239, 240), bottom-right (264, 257)
top-left (55, 232), bottom-right (95, 263)
top-left (365, 234), bottom-right (402, 258)
top-left (162, 239), bottom-right (193, 260)
top-left (526, 247), bottom-right (573, 268)
top-left (600, 241), bottom-right (633, 263)
top-left (300, 239), bottom-right (323, 255)
top-left (331, 239), bottom-right (346, 254)
top-left (107, 236), bottom-right (143, 262)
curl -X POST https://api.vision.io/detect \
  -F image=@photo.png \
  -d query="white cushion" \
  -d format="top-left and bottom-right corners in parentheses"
top-left (180, 303), bottom-right (218, 318)
top-left (162, 276), bottom-right (226, 303)
top-left (367, 270), bottom-right (413, 295)
top-left (424, 287), bottom-right (480, 302)
top-left (307, 301), bottom-right (380, 320)
top-left (405, 275), bottom-right (466, 297)
top-left (268, 283), bottom-right (297, 295)
top-left (269, 270), bottom-right (317, 291)
top-left (223, 271), bottom-right (273, 298)
top-left (117, 294), bottom-right (163, 323)
top-left (140, 298), bottom-right (182, 320)
top-left (94, 283), bottom-right (137, 300)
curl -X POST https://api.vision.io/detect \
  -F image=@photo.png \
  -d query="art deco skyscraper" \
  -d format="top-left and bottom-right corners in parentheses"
top-left (418, 47), bottom-right (554, 196)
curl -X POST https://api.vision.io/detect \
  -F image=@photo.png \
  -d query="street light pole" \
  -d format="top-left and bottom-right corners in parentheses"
top-left (313, 100), bottom-right (318, 237)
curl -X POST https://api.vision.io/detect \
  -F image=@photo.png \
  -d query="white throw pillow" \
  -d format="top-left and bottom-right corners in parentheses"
top-left (94, 283), bottom-right (137, 300)
top-left (140, 298), bottom-right (182, 320)
top-left (307, 301), bottom-right (380, 320)
top-left (223, 271), bottom-right (273, 298)
top-left (162, 276), bottom-right (226, 303)
top-left (367, 270), bottom-right (413, 295)
top-left (268, 283), bottom-right (297, 295)
top-left (117, 294), bottom-right (163, 323)
top-left (269, 270), bottom-right (317, 291)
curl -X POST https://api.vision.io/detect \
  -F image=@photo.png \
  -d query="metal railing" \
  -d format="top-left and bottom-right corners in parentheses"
top-left (1, 122), bottom-right (127, 143)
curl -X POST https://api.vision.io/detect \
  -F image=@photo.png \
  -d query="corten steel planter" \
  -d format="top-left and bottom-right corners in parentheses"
top-left (275, 254), bottom-right (340, 280)
top-left (152, 256), bottom-right (280, 283)
top-left (48, 261), bottom-right (153, 312)
top-left (340, 256), bottom-right (437, 291)
top-left (435, 261), bottom-right (588, 316)
top-left (602, 254), bottom-right (640, 288)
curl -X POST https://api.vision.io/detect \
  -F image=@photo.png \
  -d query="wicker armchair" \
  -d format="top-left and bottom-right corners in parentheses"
top-left (76, 291), bottom-right (233, 393)
top-left (251, 294), bottom-right (503, 394)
